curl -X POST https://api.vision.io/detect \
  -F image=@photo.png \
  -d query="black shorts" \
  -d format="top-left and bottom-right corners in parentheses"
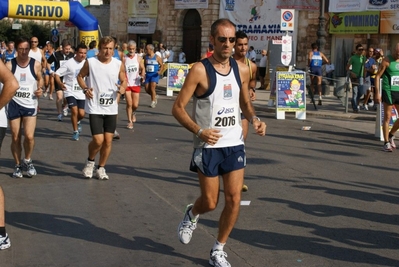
top-left (89, 114), bottom-right (117, 135)
top-left (259, 67), bottom-right (266, 77)
top-left (66, 96), bottom-right (85, 109)
top-left (382, 90), bottom-right (399, 105)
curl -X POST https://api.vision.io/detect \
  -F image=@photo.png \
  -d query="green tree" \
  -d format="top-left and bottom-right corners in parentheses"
top-left (0, 19), bottom-right (52, 47)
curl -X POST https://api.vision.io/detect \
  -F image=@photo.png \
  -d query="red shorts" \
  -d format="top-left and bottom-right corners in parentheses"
top-left (126, 86), bottom-right (141, 93)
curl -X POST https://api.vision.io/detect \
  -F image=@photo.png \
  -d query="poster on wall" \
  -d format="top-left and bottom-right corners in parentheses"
top-left (220, 0), bottom-right (297, 61)
top-left (175, 0), bottom-right (208, 9)
top-left (128, 0), bottom-right (158, 18)
top-left (329, 0), bottom-right (399, 12)
top-left (329, 11), bottom-right (380, 34)
top-left (380, 11), bottom-right (399, 34)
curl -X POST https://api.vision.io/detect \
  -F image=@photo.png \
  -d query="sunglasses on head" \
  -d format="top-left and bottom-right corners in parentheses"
top-left (217, 37), bottom-right (236, 43)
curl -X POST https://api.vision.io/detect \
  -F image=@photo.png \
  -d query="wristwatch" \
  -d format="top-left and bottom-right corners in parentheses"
top-left (251, 116), bottom-right (260, 124)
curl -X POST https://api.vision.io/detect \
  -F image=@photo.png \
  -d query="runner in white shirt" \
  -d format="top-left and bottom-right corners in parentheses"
top-left (5, 37), bottom-right (43, 178)
top-left (0, 59), bottom-right (19, 251)
top-left (77, 36), bottom-right (127, 180)
top-left (55, 43), bottom-right (88, 141)
top-left (124, 40), bottom-right (145, 129)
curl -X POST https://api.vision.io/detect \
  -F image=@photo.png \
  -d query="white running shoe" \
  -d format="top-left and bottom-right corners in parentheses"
top-left (150, 101), bottom-right (157, 108)
top-left (177, 204), bottom-right (198, 244)
top-left (209, 250), bottom-right (231, 267)
top-left (389, 135), bottom-right (396, 149)
top-left (63, 107), bottom-right (69, 117)
top-left (95, 167), bottom-right (109, 180)
top-left (12, 165), bottom-right (23, 178)
top-left (23, 159), bottom-right (37, 178)
top-left (0, 233), bottom-right (11, 250)
top-left (82, 160), bottom-right (95, 178)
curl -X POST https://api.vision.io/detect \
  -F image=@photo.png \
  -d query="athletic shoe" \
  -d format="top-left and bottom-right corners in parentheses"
top-left (23, 159), bottom-right (37, 178)
top-left (177, 204), bottom-right (198, 244)
top-left (363, 104), bottom-right (369, 111)
top-left (0, 233), bottom-right (11, 250)
top-left (12, 164), bottom-right (23, 178)
top-left (150, 101), bottom-right (157, 108)
top-left (63, 107), bottom-right (69, 117)
top-left (43, 90), bottom-right (48, 98)
top-left (95, 167), bottom-right (109, 180)
top-left (389, 135), bottom-right (396, 149)
top-left (49, 94), bottom-right (53, 100)
top-left (72, 131), bottom-right (79, 141)
top-left (318, 99), bottom-right (322, 105)
top-left (127, 122), bottom-right (133, 129)
top-left (57, 114), bottom-right (62, 121)
top-left (383, 142), bottom-right (393, 152)
top-left (82, 160), bottom-right (95, 178)
top-left (113, 130), bottom-right (120, 140)
top-left (77, 122), bottom-right (82, 133)
top-left (209, 250), bottom-right (231, 267)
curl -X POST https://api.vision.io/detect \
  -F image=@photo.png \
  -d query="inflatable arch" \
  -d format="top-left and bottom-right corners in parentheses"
top-left (0, 0), bottom-right (98, 45)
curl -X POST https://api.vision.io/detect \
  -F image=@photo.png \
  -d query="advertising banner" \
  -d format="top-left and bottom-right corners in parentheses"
top-left (174, 0), bottom-right (208, 9)
top-left (380, 11), bottom-right (399, 34)
top-left (329, 0), bottom-right (399, 12)
top-left (128, 0), bottom-right (158, 18)
top-left (166, 63), bottom-right (189, 96)
top-left (276, 71), bottom-right (306, 112)
top-left (220, 0), bottom-right (295, 61)
top-left (329, 11), bottom-right (380, 34)
top-left (128, 18), bottom-right (156, 34)
top-left (277, 0), bottom-right (319, 10)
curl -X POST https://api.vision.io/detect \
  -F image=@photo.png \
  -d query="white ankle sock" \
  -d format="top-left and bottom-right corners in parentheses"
top-left (212, 240), bottom-right (225, 251)
top-left (189, 209), bottom-right (199, 222)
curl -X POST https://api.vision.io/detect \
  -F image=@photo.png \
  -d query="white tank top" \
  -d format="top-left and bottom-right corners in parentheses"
top-left (28, 49), bottom-right (42, 63)
top-left (85, 57), bottom-right (121, 115)
top-left (125, 54), bottom-right (141, 87)
top-left (55, 57), bottom-right (86, 100)
top-left (193, 58), bottom-right (244, 148)
top-left (11, 58), bottom-right (38, 108)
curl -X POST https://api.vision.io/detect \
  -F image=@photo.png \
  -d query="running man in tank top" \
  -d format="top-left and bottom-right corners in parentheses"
top-left (28, 36), bottom-right (47, 72)
top-left (375, 43), bottom-right (399, 152)
top-left (172, 18), bottom-right (266, 267)
top-left (77, 36), bottom-right (127, 180)
top-left (124, 40), bottom-right (145, 129)
top-left (0, 59), bottom-right (19, 251)
top-left (2, 41), bottom-right (16, 63)
top-left (5, 37), bottom-right (43, 178)
top-left (307, 42), bottom-right (329, 105)
top-left (55, 43), bottom-right (88, 141)
top-left (44, 42), bottom-right (56, 99)
top-left (144, 44), bottom-right (163, 108)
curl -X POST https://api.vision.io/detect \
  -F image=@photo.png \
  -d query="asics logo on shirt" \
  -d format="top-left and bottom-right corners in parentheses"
top-left (217, 107), bottom-right (235, 115)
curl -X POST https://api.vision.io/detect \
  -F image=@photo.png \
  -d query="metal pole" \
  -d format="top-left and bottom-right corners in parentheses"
top-left (317, 0), bottom-right (326, 52)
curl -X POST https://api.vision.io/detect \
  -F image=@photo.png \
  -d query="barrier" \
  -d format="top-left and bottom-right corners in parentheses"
top-left (1, 0), bottom-right (98, 45)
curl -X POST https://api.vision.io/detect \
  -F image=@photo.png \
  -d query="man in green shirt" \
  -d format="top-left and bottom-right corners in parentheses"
top-left (375, 43), bottom-right (399, 152)
top-left (347, 44), bottom-right (366, 113)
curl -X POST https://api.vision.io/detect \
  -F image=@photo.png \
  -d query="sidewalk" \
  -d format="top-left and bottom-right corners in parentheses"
top-left (157, 78), bottom-right (377, 121)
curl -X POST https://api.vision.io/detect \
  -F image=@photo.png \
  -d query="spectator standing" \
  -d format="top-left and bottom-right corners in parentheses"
top-left (258, 49), bottom-right (267, 90)
top-left (246, 45), bottom-right (256, 63)
top-left (362, 47), bottom-right (377, 110)
top-left (178, 48), bottom-right (186, 63)
top-left (347, 44), bottom-right (366, 113)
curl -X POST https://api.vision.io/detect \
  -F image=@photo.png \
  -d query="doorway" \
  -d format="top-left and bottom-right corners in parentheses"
top-left (332, 36), bottom-right (354, 77)
top-left (182, 9), bottom-right (201, 63)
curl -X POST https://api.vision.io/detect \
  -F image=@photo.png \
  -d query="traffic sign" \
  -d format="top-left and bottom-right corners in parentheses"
top-left (281, 9), bottom-right (295, 31)
top-left (51, 28), bottom-right (59, 36)
top-left (52, 35), bottom-right (58, 43)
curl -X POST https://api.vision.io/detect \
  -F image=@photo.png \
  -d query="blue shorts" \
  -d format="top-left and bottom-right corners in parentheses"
top-left (7, 99), bottom-right (37, 120)
top-left (190, 145), bottom-right (246, 177)
top-left (310, 67), bottom-right (322, 77)
top-left (145, 72), bottom-right (159, 84)
top-left (66, 96), bottom-right (85, 109)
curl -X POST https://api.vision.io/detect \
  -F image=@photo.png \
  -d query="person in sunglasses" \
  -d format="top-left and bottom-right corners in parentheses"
top-left (347, 44), bottom-right (366, 113)
top-left (172, 18), bottom-right (266, 267)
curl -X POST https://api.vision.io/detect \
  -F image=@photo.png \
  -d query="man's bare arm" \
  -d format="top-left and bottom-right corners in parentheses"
top-left (0, 61), bottom-right (19, 109)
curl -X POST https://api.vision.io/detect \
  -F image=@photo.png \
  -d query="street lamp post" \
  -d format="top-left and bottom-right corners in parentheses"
top-left (317, 0), bottom-right (326, 52)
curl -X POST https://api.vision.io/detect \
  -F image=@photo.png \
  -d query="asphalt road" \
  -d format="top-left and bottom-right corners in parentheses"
top-left (0, 88), bottom-right (397, 267)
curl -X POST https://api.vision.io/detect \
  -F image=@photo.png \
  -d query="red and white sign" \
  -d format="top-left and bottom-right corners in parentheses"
top-left (281, 9), bottom-right (295, 31)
